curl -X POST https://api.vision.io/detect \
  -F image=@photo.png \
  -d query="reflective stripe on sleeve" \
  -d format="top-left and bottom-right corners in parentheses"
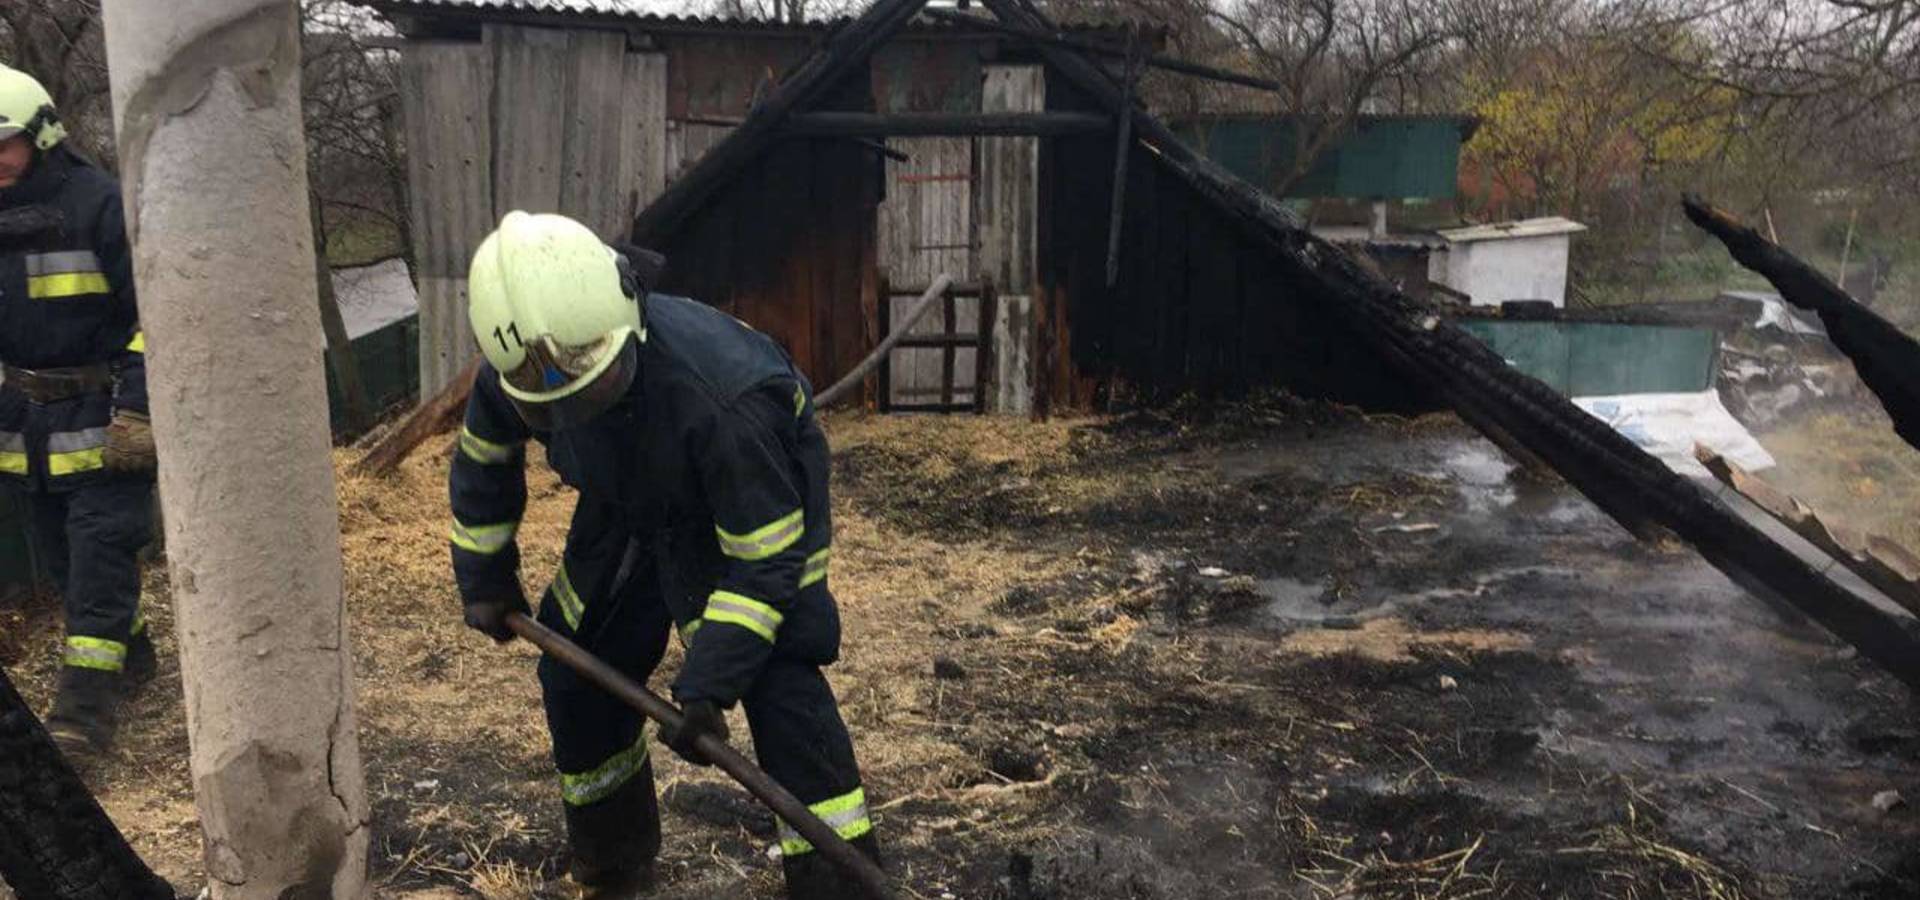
top-left (778, 787), bottom-right (873, 857)
top-left (65, 636), bottom-right (127, 672)
top-left (0, 431), bottom-right (26, 475)
top-left (28, 273), bottom-right (111, 299)
top-left (800, 547), bottom-right (830, 588)
top-left (24, 251), bottom-right (102, 275)
top-left (715, 508), bottom-right (804, 561)
top-left (559, 729), bottom-right (650, 806)
top-left (702, 590), bottom-right (783, 643)
top-left (126, 330), bottom-right (145, 354)
top-left (458, 426), bottom-right (521, 465)
top-left (46, 428), bottom-right (108, 477)
top-left (449, 517), bottom-right (517, 554)
top-left (793, 385), bottom-right (806, 418)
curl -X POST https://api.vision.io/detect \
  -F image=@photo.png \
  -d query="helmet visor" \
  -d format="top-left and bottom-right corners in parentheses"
top-left (499, 332), bottom-right (639, 431)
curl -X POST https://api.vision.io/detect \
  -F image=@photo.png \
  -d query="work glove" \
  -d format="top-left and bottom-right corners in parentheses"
top-left (462, 584), bottom-right (529, 643)
top-left (102, 409), bottom-right (157, 473)
top-left (661, 699), bottom-right (730, 767)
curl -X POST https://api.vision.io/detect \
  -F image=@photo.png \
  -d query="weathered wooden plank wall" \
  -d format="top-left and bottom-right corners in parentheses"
top-left (404, 24), bottom-right (676, 397)
top-left (878, 136), bottom-right (977, 405)
top-left (559, 29), bottom-right (632, 239)
top-left (399, 39), bottom-right (493, 397)
top-left (488, 24), bottom-right (570, 217)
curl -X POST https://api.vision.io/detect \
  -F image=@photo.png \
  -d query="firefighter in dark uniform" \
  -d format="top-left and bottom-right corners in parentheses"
top-left (448, 211), bottom-right (880, 899)
top-left (0, 63), bottom-right (158, 759)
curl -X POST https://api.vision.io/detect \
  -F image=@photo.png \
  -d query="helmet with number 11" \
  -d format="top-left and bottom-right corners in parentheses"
top-left (467, 211), bottom-right (646, 430)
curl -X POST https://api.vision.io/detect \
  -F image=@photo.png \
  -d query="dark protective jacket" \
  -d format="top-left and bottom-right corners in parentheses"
top-left (0, 147), bottom-right (145, 490)
top-left (450, 293), bottom-right (838, 706)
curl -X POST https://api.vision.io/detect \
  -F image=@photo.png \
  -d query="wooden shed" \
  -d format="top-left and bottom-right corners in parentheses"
top-left (368, 0), bottom-right (1412, 414)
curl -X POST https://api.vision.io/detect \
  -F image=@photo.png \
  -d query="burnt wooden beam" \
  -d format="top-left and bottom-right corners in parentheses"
top-left (782, 111), bottom-right (1110, 137)
top-left (630, 0), bottom-right (932, 245)
top-left (0, 668), bottom-right (174, 899)
top-left (980, 0), bottom-right (1920, 691)
top-left (1682, 194), bottom-right (1920, 450)
top-left (1105, 39), bottom-right (1140, 288)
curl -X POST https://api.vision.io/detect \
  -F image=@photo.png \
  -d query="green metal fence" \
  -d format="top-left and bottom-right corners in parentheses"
top-left (1457, 319), bottom-right (1719, 397)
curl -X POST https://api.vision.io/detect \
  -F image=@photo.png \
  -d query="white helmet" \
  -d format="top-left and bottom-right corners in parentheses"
top-left (467, 211), bottom-right (646, 429)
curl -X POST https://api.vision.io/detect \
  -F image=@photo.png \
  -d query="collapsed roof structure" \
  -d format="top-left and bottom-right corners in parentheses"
top-left (627, 0), bottom-right (1920, 690)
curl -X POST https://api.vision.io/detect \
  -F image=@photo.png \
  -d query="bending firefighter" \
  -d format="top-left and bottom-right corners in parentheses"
top-left (0, 63), bottom-right (158, 758)
top-left (449, 212), bottom-right (881, 898)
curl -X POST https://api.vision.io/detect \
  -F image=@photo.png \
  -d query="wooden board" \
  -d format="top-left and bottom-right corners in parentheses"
top-left (559, 29), bottom-right (631, 240)
top-left (621, 51), bottom-right (670, 231)
top-left (978, 65), bottom-right (1041, 414)
top-left (398, 39), bottom-right (493, 395)
top-left (488, 24), bottom-right (570, 217)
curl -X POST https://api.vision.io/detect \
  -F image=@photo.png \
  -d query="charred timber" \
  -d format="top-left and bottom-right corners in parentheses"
top-left (783, 112), bottom-right (1110, 137)
top-left (979, 0), bottom-right (1920, 691)
top-left (1683, 195), bottom-right (1920, 450)
top-left (0, 668), bottom-right (174, 899)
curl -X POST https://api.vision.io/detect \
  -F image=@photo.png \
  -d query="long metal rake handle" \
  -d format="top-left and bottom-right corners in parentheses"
top-left (504, 613), bottom-right (894, 899)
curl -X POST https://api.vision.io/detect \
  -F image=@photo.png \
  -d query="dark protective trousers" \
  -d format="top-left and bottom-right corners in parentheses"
top-left (27, 478), bottom-right (152, 671)
top-left (535, 538), bottom-right (869, 889)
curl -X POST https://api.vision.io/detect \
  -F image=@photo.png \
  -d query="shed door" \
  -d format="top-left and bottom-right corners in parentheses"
top-left (876, 137), bottom-right (982, 410)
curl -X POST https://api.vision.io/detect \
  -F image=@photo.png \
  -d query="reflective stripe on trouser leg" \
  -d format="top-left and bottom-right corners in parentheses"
top-left (60, 480), bottom-right (151, 665)
top-left (559, 728), bottom-right (651, 806)
top-left (65, 636), bottom-right (126, 672)
top-left (550, 563), bottom-right (585, 630)
top-left (778, 786), bottom-right (873, 857)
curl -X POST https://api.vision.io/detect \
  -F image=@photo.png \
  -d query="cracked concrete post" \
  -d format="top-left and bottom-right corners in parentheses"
top-left (99, 2), bottom-right (371, 897)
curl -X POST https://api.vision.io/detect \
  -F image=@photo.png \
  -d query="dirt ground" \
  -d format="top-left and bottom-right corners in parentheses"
top-left (5, 396), bottom-right (1919, 899)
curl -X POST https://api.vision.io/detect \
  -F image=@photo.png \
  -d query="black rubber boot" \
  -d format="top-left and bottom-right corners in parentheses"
top-left (45, 666), bottom-right (121, 761)
top-left (124, 631), bottom-right (158, 690)
top-left (565, 763), bottom-right (661, 898)
top-left (782, 832), bottom-right (884, 900)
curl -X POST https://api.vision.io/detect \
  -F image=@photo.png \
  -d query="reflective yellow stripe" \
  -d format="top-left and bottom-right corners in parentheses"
top-left (678, 618), bottom-right (704, 647)
top-left (27, 272), bottom-right (110, 299)
top-left (458, 426), bottom-right (520, 465)
top-left (559, 729), bottom-right (650, 806)
top-left (715, 509), bottom-right (804, 561)
top-left (778, 787), bottom-right (872, 856)
top-left (126, 330), bottom-right (145, 354)
top-left (47, 448), bottom-right (105, 476)
top-left (800, 548), bottom-right (830, 588)
top-left (449, 518), bottom-right (517, 554)
top-left (793, 385), bottom-right (806, 417)
top-left (132, 604), bottom-right (148, 636)
top-left (552, 564), bottom-right (584, 630)
top-left (702, 590), bottom-right (783, 643)
top-left (65, 636), bottom-right (127, 672)
top-left (0, 453), bottom-right (25, 475)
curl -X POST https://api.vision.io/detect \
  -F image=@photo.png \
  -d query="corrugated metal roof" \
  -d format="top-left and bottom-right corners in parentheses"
top-left (361, 0), bottom-right (1148, 35)
top-left (1438, 217), bottom-right (1587, 244)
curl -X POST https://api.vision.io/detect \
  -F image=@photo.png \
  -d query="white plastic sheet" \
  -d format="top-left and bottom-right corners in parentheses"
top-left (1574, 391), bottom-right (1777, 478)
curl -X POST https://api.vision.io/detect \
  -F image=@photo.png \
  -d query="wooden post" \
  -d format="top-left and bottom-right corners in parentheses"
top-left (102, 1), bottom-right (371, 896)
top-left (310, 194), bottom-right (373, 435)
top-left (978, 65), bottom-right (1042, 415)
